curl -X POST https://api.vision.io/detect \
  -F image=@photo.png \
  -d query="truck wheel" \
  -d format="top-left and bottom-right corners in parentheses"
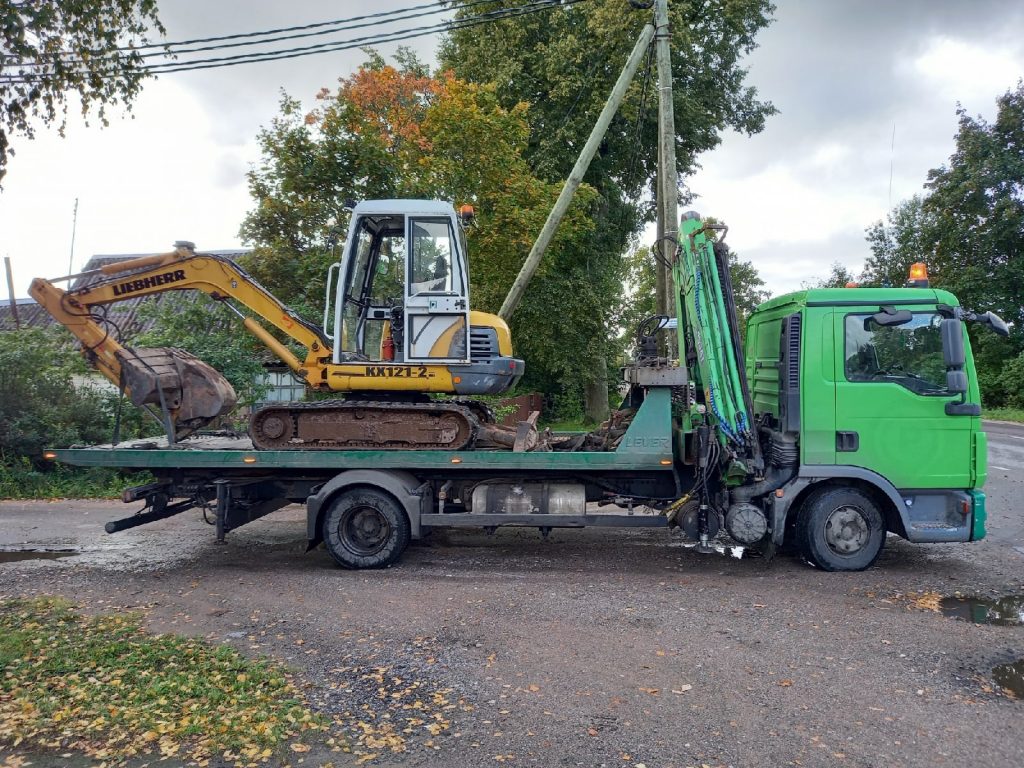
top-left (795, 486), bottom-right (885, 572)
top-left (322, 488), bottom-right (410, 569)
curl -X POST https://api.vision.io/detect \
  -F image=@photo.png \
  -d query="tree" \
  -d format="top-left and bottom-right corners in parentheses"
top-left (804, 261), bottom-right (858, 289)
top-left (863, 195), bottom-right (934, 287)
top-left (240, 53), bottom-right (598, 409)
top-left (0, 1), bottom-right (165, 182)
top-left (0, 328), bottom-right (117, 465)
top-left (439, 0), bottom-right (776, 417)
top-left (863, 82), bottom-right (1024, 404)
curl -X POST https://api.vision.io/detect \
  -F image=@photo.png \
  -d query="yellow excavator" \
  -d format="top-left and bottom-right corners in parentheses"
top-left (30, 200), bottom-right (525, 450)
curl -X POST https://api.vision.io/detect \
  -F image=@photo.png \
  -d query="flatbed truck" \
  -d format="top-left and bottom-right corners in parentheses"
top-left (42, 213), bottom-right (1006, 572)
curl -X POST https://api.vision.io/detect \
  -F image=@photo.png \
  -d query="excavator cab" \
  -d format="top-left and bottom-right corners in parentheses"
top-left (328, 200), bottom-right (472, 364)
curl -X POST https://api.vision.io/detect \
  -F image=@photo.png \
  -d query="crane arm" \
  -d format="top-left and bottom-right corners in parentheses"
top-left (673, 213), bottom-right (763, 472)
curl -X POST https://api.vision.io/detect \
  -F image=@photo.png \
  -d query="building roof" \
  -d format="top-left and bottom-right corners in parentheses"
top-left (0, 249), bottom-right (251, 334)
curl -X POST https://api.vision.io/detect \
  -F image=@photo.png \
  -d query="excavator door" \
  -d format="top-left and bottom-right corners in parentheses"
top-left (404, 213), bottom-right (471, 363)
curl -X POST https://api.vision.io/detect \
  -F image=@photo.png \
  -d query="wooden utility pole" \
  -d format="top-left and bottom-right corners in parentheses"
top-left (654, 0), bottom-right (678, 348)
top-left (4, 256), bottom-right (20, 329)
top-left (498, 21), bottom-right (656, 322)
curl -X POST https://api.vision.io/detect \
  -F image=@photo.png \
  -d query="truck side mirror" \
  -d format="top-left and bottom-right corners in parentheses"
top-left (979, 310), bottom-right (1010, 337)
top-left (940, 318), bottom-right (965, 368)
top-left (946, 369), bottom-right (968, 395)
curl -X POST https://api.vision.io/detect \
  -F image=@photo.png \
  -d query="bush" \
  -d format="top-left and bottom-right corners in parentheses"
top-left (996, 351), bottom-right (1024, 409)
top-left (0, 457), bottom-right (151, 499)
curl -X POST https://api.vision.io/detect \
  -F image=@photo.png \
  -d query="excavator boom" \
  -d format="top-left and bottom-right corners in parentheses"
top-left (29, 242), bottom-right (330, 438)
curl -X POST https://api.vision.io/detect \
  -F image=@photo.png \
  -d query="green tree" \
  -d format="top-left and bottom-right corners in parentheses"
top-left (728, 254), bottom-right (771, 332)
top-left (440, 0), bottom-right (776, 417)
top-left (863, 83), bottom-right (1024, 404)
top-left (0, 0), bottom-right (165, 182)
top-left (0, 329), bottom-right (114, 465)
top-left (804, 261), bottom-right (858, 289)
top-left (863, 195), bottom-right (934, 287)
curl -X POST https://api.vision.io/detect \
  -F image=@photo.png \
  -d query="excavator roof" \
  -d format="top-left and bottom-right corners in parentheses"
top-left (351, 199), bottom-right (455, 216)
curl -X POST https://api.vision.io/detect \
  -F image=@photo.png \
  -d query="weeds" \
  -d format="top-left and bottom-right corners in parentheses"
top-left (0, 458), bottom-right (152, 499)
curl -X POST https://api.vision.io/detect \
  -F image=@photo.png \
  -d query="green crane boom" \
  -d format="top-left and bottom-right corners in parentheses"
top-left (674, 212), bottom-right (763, 474)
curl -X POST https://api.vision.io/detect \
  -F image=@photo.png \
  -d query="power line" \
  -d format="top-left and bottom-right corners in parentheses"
top-left (1, 1), bottom-right (592, 83)
top-left (6, 0), bottom-right (502, 64)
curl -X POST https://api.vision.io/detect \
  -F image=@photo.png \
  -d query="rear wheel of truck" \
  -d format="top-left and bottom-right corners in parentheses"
top-left (795, 486), bottom-right (885, 572)
top-left (322, 488), bottom-right (410, 569)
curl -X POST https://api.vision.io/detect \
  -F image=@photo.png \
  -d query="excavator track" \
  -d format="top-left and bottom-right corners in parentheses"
top-left (250, 400), bottom-right (478, 451)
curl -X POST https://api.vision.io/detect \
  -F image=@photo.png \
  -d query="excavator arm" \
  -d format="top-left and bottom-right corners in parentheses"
top-left (29, 242), bottom-right (331, 437)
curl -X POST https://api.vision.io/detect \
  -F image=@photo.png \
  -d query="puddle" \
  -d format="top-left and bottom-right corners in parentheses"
top-left (0, 548), bottom-right (78, 564)
top-left (939, 594), bottom-right (1024, 627)
top-left (993, 659), bottom-right (1024, 698)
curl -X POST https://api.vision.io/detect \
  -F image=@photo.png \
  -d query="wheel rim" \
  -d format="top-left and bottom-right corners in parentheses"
top-left (340, 506), bottom-right (391, 556)
top-left (824, 505), bottom-right (870, 556)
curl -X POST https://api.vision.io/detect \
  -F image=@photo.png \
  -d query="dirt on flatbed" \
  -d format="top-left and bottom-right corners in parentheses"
top-left (1, 472), bottom-right (1023, 767)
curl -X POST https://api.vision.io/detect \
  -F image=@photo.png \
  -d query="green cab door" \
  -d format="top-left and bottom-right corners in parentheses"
top-left (832, 309), bottom-right (972, 489)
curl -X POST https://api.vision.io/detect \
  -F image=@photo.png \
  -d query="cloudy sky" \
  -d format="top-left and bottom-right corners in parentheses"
top-left (2, 0), bottom-right (1022, 300)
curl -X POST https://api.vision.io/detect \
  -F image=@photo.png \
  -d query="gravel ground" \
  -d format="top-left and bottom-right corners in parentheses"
top-left (0, 430), bottom-right (1022, 767)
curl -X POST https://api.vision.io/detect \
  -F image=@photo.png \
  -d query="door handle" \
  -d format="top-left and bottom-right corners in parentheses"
top-left (836, 431), bottom-right (859, 452)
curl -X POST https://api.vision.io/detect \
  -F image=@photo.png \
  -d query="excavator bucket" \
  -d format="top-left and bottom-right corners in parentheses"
top-left (116, 347), bottom-right (237, 431)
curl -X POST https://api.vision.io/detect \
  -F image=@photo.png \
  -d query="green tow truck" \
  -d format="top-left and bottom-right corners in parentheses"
top-left (45, 211), bottom-right (1007, 572)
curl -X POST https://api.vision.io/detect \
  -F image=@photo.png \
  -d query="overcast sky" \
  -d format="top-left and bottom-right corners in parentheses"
top-left (2, 0), bottom-right (1022, 300)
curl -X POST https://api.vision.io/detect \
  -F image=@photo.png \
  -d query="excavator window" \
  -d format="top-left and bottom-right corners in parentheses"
top-left (409, 219), bottom-right (459, 295)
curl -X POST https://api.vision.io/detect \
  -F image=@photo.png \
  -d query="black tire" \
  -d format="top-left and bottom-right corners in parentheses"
top-left (321, 488), bottom-right (410, 569)
top-left (795, 486), bottom-right (886, 572)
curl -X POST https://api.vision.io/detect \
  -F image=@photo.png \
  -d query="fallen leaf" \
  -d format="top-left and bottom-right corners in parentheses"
top-left (778, 680), bottom-right (793, 687)
top-left (671, 685), bottom-right (693, 694)
top-left (587, 728), bottom-right (599, 737)
top-left (527, 684), bottom-right (540, 692)
top-left (638, 687), bottom-right (659, 695)
top-left (291, 743), bottom-right (310, 753)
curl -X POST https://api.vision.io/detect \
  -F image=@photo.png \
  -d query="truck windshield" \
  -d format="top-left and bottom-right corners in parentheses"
top-left (844, 312), bottom-right (949, 395)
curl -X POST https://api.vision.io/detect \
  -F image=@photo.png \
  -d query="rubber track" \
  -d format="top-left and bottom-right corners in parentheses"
top-left (250, 399), bottom-right (479, 451)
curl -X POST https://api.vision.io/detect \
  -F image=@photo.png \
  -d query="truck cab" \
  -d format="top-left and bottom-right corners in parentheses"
top-left (744, 287), bottom-right (989, 559)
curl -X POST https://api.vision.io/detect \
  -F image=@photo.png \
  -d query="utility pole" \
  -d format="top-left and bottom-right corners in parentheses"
top-left (654, 0), bottom-right (679, 348)
top-left (498, 22), bottom-right (656, 322)
top-left (4, 256), bottom-right (20, 330)
top-left (68, 197), bottom-right (79, 276)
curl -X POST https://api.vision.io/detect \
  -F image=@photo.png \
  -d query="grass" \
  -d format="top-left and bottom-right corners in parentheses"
top-left (982, 408), bottom-right (1024, 423)
top-left (0, 597), bottom-right (326, 765)
top-left (541, 419), bottom-right (596, 432)
top-left (0, 461), bottom-right (153, 500)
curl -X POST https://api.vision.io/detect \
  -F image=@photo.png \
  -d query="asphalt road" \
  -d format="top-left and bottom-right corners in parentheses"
top-left (1, 423), bottom-right (1022, 767)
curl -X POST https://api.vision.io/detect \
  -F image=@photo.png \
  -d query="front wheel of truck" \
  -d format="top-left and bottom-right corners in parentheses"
top-left (796, 486), bottom-right (885, 572)
top-left (322, 488), bottom-right (410, 569)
